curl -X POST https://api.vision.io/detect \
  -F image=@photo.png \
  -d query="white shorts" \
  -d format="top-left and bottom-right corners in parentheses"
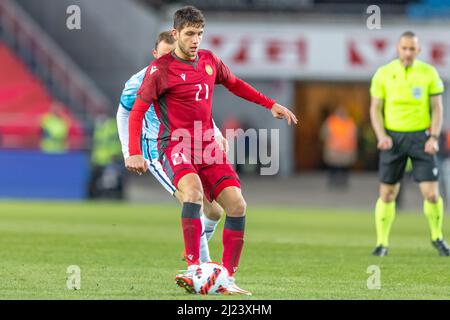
top-left (141, 138), bottom-right (176, 196)
top-left (145, 158), bottom-right (177, 195)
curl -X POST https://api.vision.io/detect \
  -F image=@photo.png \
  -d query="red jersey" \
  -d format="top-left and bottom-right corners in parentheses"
top-left (128, 49), bottom-right (275, 156)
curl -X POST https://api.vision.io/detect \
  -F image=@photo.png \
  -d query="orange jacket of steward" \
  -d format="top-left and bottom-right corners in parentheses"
top-left (321, 115), bottom-right (358, 166)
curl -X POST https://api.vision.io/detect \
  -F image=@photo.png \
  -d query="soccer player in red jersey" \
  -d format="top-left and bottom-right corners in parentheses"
top-left (127, 6), bottom-right (297, 295)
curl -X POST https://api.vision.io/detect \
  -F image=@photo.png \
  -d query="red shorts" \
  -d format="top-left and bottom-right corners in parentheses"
top-left (159, 140), bottom-right (240, 202)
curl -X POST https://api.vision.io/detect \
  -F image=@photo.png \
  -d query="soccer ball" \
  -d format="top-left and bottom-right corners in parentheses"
top-left (192, 262), bottom-right (231, 295)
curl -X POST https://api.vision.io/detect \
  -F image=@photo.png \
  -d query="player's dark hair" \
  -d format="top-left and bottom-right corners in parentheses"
top-left (155, 31), bottom-right (175, 50)
top-left (400, 31), bottom-right (416, 39)
top-left (173, 6), bottom-right (205, 31)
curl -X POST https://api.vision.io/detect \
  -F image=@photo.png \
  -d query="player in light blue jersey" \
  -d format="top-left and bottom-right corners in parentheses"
top-left (117, 31), bottom-right (224, 263)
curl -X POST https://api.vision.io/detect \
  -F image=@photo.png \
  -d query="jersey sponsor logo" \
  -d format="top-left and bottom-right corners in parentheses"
top-left (150, 65), bottom-right (158, 74)
top-left (180, 73), bottom-right (186, 81)
top-left (412, 87), bottom-right (422, 99)
top-left (433, 167), bottom-right (438, 176)
top-left (205, 64), bottom-right (213, 76)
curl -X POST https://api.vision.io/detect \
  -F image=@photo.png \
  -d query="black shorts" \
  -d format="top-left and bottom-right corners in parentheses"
top-left (379, 130), bottom-right (439, 184)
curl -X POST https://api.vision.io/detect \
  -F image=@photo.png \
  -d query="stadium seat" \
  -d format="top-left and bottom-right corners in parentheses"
top-left (0, 42), bottom-right (84, 149)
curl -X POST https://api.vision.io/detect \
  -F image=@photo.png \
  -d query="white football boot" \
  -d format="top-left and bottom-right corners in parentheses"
top-left (175, 264), bottom-right (198, 294)
top-left (223, 277), bottom-right (252, 296)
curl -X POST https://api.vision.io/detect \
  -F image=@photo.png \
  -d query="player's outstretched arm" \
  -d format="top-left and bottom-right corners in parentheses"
top-left (221, 76), bottom-right (298, 126)
top-left (270, 103), bottom-right (298, 126)
top-left (212, 53), bottom-right (297, 126)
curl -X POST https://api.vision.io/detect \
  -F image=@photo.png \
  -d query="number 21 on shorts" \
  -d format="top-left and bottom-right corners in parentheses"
top-left (171, 152), bottom-right (188, 166)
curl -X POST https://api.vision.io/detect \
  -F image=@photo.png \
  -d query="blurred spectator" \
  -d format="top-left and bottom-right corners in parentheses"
top-left (320, 106), bottom-right (357, 189)
top-left (88, 115), bottom-right (124, 199)
top-left (359, 124), bottom-right (378, 170)
top-left (40, 103), bottom-right (69, 153)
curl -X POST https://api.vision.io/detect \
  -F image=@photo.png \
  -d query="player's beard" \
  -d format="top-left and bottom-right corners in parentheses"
top-left (179, 42), bottom-right (197, 60)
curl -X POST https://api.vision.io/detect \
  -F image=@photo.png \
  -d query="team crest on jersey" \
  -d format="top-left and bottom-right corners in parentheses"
top-left (412, 87), bottom-right (422, 99)
top-left (205, 64), bottom-right (213, 76)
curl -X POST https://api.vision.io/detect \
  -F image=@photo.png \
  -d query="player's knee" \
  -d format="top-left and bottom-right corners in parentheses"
top-left (204, 204), bottom-right (223, 221)
top-left (380, 186), bottom-right (399, 202)
top-left (424, 192), bottom-right (439, 203)
top-left (380, 194), bottom-right (396, 203)
top-left (380, 189), bottom-right (397, 203)
top-left (183, 189), bottom-right (203, 203)
top-left (226, 198), bottom-right (247, 217)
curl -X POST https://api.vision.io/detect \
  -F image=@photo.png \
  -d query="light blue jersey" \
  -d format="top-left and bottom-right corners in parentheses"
top-left (118, 67), bottom-right (222, 162)
top-left (119, 67), bottom-right (159, 159)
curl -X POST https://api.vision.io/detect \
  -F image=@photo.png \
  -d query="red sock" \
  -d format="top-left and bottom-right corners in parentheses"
top-left (181, 203), bottom-right (202, 266)
top-left (222, 216), bottom-right (245, 276)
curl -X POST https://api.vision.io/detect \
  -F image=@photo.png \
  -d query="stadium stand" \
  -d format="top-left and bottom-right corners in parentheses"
top-left (138, 0), bottom-right (418, 14)
top-left (0, 0), bottom-right (109, 150)
top-left (0, 43), bottom-right (84, 149)
top-left (408, 0), bottom-right (450, 19)
top-left (0, 0), bottom-right (110, 199)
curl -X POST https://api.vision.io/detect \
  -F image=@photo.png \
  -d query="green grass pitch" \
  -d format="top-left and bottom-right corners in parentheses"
top-left (0, 200), bottom-right (449, 299)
